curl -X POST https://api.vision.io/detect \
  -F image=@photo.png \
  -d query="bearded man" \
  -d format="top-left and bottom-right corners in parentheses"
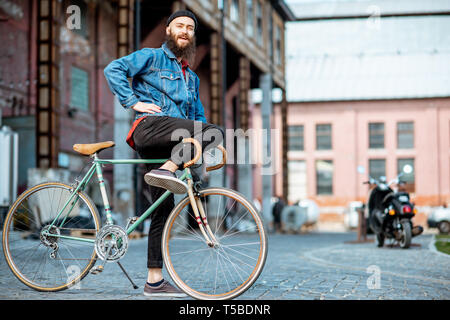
top-left (104, 10), bottom-right (224, 297)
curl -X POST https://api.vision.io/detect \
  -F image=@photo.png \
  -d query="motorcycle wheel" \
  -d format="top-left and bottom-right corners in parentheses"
top-left (376, 233), bottom-right (384, 247)
top-left (399, 220), bottom-right (412, 249)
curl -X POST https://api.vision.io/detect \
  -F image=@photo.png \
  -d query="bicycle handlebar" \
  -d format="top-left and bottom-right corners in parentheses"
top-left (181, 138), bottom-right (227, 171)
top-left (182, 138), bottom-right (202, 169)
top-left (206, 145), bottom-right (227, 172)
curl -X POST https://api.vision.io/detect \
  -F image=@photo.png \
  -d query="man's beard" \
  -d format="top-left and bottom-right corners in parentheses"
top-left (165, 30), bottom-right (196, 65)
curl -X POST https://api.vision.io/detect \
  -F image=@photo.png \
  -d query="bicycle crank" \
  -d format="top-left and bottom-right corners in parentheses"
top-left (94, 225), bottom-right (129, 262)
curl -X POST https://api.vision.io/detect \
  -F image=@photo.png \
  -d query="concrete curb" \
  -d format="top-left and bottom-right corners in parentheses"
top-left (427, 234), bottom-right (450, 258)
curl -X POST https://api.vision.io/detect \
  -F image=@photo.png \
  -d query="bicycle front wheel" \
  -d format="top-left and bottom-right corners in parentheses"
top-left (162, 187), bottom-right (267, 300)
top-left (2, 182), bottom-right (101, 291)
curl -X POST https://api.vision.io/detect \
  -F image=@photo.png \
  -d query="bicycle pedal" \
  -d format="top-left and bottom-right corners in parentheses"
top-left (90, 265), bottom-right (104, 275)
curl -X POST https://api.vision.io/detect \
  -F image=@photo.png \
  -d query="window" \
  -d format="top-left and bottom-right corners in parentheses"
top-left (369, 123), bottom-right (384, 149)
top-left (397, 158), bottom-right (415, 193)
top-left (230, 0), bottom-right (240, 23)
top-left (222, 0), bottom-right (228, 15)
top-left (397, 122), bottom-right (414, 149)
top-left (316, 124), bottom-right (332, 150)
top-left (268, 7), bottom-right (273, 59)
top-left (288, 125), bottom-right (304, 151)
top-left (275, 25), bottom-right (282, 65)
top-left (316, 160), bottom-right (333, 195)
top-left (256, 1), bottom-right (263, 46)
top-left (246, 0), bottom-right (254, 37)
top-left (369, 159), bottom-right (386, 180)
top-left (70, 66), bottom-right (89, 111)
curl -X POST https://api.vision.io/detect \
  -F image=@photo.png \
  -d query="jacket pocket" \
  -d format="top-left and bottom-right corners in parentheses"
top-left (160, 70), bottom-right (181, 91)
top-left (160, 70), bottom-right (182, 110)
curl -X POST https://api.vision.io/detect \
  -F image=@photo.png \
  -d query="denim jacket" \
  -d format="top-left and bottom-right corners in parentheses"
top-left (103, 42), bottom-right (207, 123)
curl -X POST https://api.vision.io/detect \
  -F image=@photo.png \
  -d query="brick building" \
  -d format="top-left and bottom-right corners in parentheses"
top-left (0, 0), bottom-right (294, 221)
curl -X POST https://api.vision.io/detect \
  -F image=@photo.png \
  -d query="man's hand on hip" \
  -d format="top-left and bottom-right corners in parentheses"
top-left (132, 102), bottom-right (162, 114)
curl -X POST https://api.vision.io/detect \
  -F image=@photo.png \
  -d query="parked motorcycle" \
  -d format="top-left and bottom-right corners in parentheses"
top-left (358, 165), bottom-right (423, 248)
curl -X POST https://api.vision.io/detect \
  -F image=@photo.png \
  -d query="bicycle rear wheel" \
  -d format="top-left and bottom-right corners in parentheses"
top-left (2, 182), bottom-right (100, 291)
top-left (162, 187), bottom-right (267, 300)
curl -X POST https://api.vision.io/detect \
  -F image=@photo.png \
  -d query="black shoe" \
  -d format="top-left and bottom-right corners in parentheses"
top-left (143, 280), bottom-right (187, 298)
top-left (144, 169), bottom-right (188, 194)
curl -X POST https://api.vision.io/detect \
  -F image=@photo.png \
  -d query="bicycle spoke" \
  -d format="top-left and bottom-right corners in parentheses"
top-left (220, 241), bottom-right (261, 248)
top-left (219, 226), bottom-right (259, 240)
top-left (173, 211), bottom-right (206, 243)
top-left (215, 199), bottom-right (236, 234)
top-left (19, 242), bottom-right (44, 275)
top-left (221, 244), bottom-right (258, 262)
top-left (221, 211), bottom-right (252, 238)
top-left (216, 247), bottom-right (245, 286)
top-left (170, 247), bottom-right (211, 256)
top-left (219, 246), bottom-right (257, 270)
top-left (214, 195), bottom-right (221, 236)
top-left (216, 251), bottom-right (231, 292)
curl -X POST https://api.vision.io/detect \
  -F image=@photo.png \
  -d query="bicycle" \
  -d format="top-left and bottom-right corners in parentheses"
top-left (2, 138), bottom-right (267, 300)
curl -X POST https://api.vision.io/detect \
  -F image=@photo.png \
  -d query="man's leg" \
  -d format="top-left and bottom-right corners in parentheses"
top-left (145, 164), bottom-right (173, 281)
top-left (144, 117), bottom-right (224, 192)
top-left (133, 118), bottom-right (186, 296)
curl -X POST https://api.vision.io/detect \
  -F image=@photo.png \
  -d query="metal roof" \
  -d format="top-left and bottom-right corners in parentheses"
top-left (285, 0), bottom-right (450, 20)
top-left (285, 15), bottom-right (450, 102)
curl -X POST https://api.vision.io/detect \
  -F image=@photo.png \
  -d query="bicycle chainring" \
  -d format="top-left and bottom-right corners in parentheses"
top-left (94, 225), bottom-right (129, 262)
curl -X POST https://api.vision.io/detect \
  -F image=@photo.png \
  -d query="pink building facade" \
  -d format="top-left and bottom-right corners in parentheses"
top-left (250, 98), bottom-right (450, 226)
top-left (275, 98), bottom-right (450, 223)
top-left (287, 97), bottom-right (450, 205)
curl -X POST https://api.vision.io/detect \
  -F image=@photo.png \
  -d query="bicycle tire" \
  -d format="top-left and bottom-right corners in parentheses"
top-left (162, 187), bottom-right (267, 300)
top-left (2, 182), bottom-right (101, 291)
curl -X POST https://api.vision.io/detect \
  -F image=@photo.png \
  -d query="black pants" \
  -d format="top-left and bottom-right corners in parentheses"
top-left (132, 116), bottom-right (224, 268)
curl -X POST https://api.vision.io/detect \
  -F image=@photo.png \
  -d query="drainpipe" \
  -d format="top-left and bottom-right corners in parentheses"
top-left (261, 6), bottom-right (274, 229)
top-left (134, 0), bottom-right (142, 230)
top-left (219, 0), bottom-right (227, 188)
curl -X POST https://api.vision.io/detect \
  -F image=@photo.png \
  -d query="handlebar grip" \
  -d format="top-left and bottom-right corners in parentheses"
top-left (182, 138), bottom-right (202, 169)
top-left (206, 145), bottom-right (227, 172)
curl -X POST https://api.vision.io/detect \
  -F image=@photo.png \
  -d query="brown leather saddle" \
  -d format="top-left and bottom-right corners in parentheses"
top-left (73, 141), bottom-right (115, 156)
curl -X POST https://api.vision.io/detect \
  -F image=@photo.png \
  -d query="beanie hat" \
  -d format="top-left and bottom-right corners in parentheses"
top-left (166, 10), bottom-right (198, 31)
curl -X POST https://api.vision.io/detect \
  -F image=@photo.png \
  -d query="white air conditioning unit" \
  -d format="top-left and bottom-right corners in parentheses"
top-left (0, 126), bottom-right (19, 207)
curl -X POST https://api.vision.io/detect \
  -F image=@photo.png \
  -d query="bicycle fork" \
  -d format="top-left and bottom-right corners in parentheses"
top-left (185, 178), bottom-right (219, 248)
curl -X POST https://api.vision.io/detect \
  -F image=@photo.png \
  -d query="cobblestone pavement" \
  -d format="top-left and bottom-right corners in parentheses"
top-left (1, 231), bottom-right (448, 300)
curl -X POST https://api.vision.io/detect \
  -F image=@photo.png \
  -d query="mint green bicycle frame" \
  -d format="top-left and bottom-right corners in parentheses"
top-left (42, 154), bottom-right (193, 244)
